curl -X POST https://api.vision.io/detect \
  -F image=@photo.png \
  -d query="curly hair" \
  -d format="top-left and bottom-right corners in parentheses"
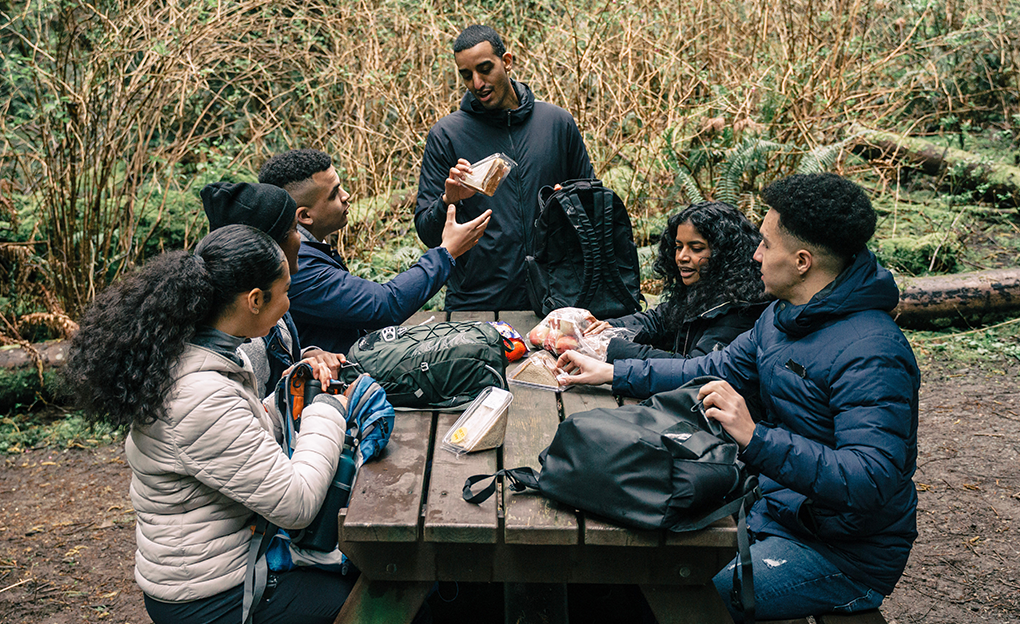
top-left (761, 173), bottom-right (875, 262)
top-left (258, 149), bottom-right (332, 190)
top-left (453, 25), bottom-right (506, 56)
top-left (62, 225), bottom-right (286, 427)
top-left (653, 202), bottom-right (768, 333)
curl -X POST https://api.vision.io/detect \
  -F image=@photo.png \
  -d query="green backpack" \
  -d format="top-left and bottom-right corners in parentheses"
top-left (340, 321), bottom-right (509, 409)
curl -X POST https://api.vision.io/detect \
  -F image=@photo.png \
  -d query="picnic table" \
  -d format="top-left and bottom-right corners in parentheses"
top-left (334, 310), bottom-right (738, 624)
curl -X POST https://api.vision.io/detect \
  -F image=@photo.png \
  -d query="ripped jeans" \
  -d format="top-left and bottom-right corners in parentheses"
top-left (712, 535), bottom-right (885, 622)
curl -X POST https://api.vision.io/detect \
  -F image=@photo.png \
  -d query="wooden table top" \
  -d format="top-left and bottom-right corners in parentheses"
top-left (337, 309), bottom-right (738, 590)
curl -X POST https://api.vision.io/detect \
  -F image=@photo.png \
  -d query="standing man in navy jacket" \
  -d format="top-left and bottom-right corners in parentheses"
top-left (557, 173), bottom-right (919, 621)
top-left (259, 149), bottom-right (491, 354)
top-left (415, 25), bottom-right (595, 311)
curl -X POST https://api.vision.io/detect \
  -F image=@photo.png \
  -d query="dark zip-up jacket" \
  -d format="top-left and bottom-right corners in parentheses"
top-left (604, 300), bottom-right (768, 362)
top-left (611, 251), bottom-right (919, 596)
top-left (415, 80), bottom-right (594, 311)
top-left (288, 236), bottom-right (452, 355)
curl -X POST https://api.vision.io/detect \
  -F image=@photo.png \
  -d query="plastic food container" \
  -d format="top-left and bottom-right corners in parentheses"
top-left (509, 351), bottom-right (567, 392)
top-left (441, 386), bottom-right (514, 455)
top-left (462, 153), bottom-right (517, 196)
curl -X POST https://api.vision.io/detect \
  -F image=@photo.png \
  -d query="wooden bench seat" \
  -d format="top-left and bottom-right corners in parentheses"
top-left (760, 609), bottom-right (887, 624)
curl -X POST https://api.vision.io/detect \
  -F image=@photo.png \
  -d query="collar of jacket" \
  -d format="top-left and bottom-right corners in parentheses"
top-left (297, 224), bottom-right (319, 243)
top-left (299, 233), bottom-right (348, 271)
top-left (773, 249), bottom-right (900, 339)
top-left (459, 79), bottom-right (535, 127)
top-left (684, 300), bottom-right (735, 324)
top-left (190, 325), bottom-right (246, 367)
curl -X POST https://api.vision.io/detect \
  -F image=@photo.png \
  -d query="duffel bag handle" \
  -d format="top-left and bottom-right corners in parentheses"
top-left (462, 467), bottom-right (540, 504)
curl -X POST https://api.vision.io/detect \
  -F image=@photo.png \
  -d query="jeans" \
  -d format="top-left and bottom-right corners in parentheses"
top-left (712, 535), bottom-right (885, 622)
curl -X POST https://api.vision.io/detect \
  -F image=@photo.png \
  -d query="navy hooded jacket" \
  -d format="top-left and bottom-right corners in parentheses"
top-left (613, 251), bottom-right (919, 595)
top-left (415, 80), bottom-right (594, 311)
top-left (288, 235), bottom-right (452, 355)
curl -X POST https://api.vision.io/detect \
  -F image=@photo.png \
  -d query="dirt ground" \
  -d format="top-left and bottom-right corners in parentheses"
top-left (0, 354), bottom-right (1017, 624)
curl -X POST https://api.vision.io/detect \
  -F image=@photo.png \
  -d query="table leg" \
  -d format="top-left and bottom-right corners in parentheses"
top-left (638, 583), bottom-right (735, 624)
top-left (504, 582), bottom-right (568, 624)
top-left (333, 576), bottom-right (432, 624)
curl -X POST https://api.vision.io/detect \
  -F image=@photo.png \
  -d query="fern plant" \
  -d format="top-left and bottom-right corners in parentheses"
top-left (663, 125), bottom-right (850, 212)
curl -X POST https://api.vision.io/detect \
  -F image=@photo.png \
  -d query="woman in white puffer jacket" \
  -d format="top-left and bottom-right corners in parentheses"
top-left (63, 225), bottom-right (355, 624)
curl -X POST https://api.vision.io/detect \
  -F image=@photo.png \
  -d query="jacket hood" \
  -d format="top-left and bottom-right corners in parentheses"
top-left (775, 249), bottom-right (900, 338)
top-left (460, 79), bottom-right (535, 127)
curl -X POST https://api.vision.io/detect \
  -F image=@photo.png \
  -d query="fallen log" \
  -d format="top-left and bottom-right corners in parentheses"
top-left (848, 122), bottom-right (1020, 208)
top-left (892, 268), bottom-right (1020, 329)
top-left (0, 341), bottom-right (69, 370)
top-left (1, 272), bottom-right (1018, 380)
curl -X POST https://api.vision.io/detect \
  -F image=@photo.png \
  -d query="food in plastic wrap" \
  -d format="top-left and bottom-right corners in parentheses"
top-left (462, 153), bottom-right (517, 196)
top-left (441, 386), bottom-right (513, 455)
top-left (576, 325), bottom-right (639, 361)
top-left (509, 351), bottom-right (564, 391)
top-left (526, 307), bottom-right (637, 361)
top-left (525, 307), bottom-right (596, 356)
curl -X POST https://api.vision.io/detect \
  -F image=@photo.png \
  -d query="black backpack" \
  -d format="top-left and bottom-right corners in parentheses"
top-left (525, 179), bottom-right (644, 319)
top-left (339, 321), bottom-right (509, 409)
top-left (463, 376), bottom-right (759, 622)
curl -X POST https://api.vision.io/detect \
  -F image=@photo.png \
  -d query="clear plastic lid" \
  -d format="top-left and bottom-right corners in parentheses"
top-left (441, 386), bottom-right (514, 455)
top-left (461, 153), bottom-right (517, 196)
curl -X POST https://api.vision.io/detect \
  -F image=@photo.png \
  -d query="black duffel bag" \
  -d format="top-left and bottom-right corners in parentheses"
top-left (463, 376), bottom-right (759, 622)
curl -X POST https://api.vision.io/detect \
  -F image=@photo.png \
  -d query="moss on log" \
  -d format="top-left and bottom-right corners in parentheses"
top-left (849, 122), bottom-right (1020, 207)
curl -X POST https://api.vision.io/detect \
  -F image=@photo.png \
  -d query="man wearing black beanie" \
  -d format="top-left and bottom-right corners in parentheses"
top-left (201, 181), bottom-right (342, 396)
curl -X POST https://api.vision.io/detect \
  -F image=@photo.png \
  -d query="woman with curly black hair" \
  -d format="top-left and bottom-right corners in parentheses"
top-left (585, 201), bottom-right (770, 362)
top-left (62, 225), bottom-right (354, 624)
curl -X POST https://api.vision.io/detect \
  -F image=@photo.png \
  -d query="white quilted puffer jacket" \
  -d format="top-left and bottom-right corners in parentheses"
top-left (126, 345), bottom-right (345, 602)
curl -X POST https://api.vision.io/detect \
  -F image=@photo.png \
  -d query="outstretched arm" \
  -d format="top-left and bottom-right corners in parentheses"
top-left (440, 204), bottom-right (491, 259)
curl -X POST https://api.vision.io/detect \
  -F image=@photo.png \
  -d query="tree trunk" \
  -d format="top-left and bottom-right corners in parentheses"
top-left (892, 268), bottom-right (1020, 328)
top-left (848, 122), bottom-right (1020, 207)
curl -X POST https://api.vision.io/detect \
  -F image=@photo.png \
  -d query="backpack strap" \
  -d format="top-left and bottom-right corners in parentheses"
top-left (730, 476), bottom-right (758, 624)
top-left (595, 186), bottom-right (642, 312)
top-left (462, 467), bottom-right (540, 504)
top-left (242, 515), bottom-right (276, 624)
top-left (556, 191), bottom-right (602, 308)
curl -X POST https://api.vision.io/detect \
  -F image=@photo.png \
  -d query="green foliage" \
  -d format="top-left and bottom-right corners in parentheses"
top-left (637, 244), bottom-right (659, 285)
top-left (875, 233), bottom-right (960, 275)
top-left (664, 129), bottom-right (804, 214)
top-left (0, 369), bottom-right (61, 414)
top-left (908, 320), bottom-right (1020, 366)
top-left (0, 412), bottom-right (124, 455)
top-left (2, 0), bottom-right (1018, 342)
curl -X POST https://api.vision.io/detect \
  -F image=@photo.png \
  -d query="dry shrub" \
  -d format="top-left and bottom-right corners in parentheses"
top-left (1, 0), bottom-right (1017, 328)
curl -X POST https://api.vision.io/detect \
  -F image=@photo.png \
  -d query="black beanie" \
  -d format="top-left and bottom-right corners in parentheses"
top-left (201, 182), bottom-right (297, 244)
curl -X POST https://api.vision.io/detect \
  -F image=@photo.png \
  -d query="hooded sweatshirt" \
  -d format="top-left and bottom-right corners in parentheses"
top-left (415, 80), bottom-right (594, 311)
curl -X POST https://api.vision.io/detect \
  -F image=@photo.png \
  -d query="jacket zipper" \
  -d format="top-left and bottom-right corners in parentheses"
top-left (507, 111), bottom-right (531, 255)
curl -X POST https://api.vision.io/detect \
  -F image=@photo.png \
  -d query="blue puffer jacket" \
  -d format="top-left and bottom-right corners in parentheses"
top-left (613, 251), bottom-right (919, 596)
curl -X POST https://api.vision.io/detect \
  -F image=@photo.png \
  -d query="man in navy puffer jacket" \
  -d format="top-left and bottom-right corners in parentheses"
top-left (557, 173), bottom-right (919, 621)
